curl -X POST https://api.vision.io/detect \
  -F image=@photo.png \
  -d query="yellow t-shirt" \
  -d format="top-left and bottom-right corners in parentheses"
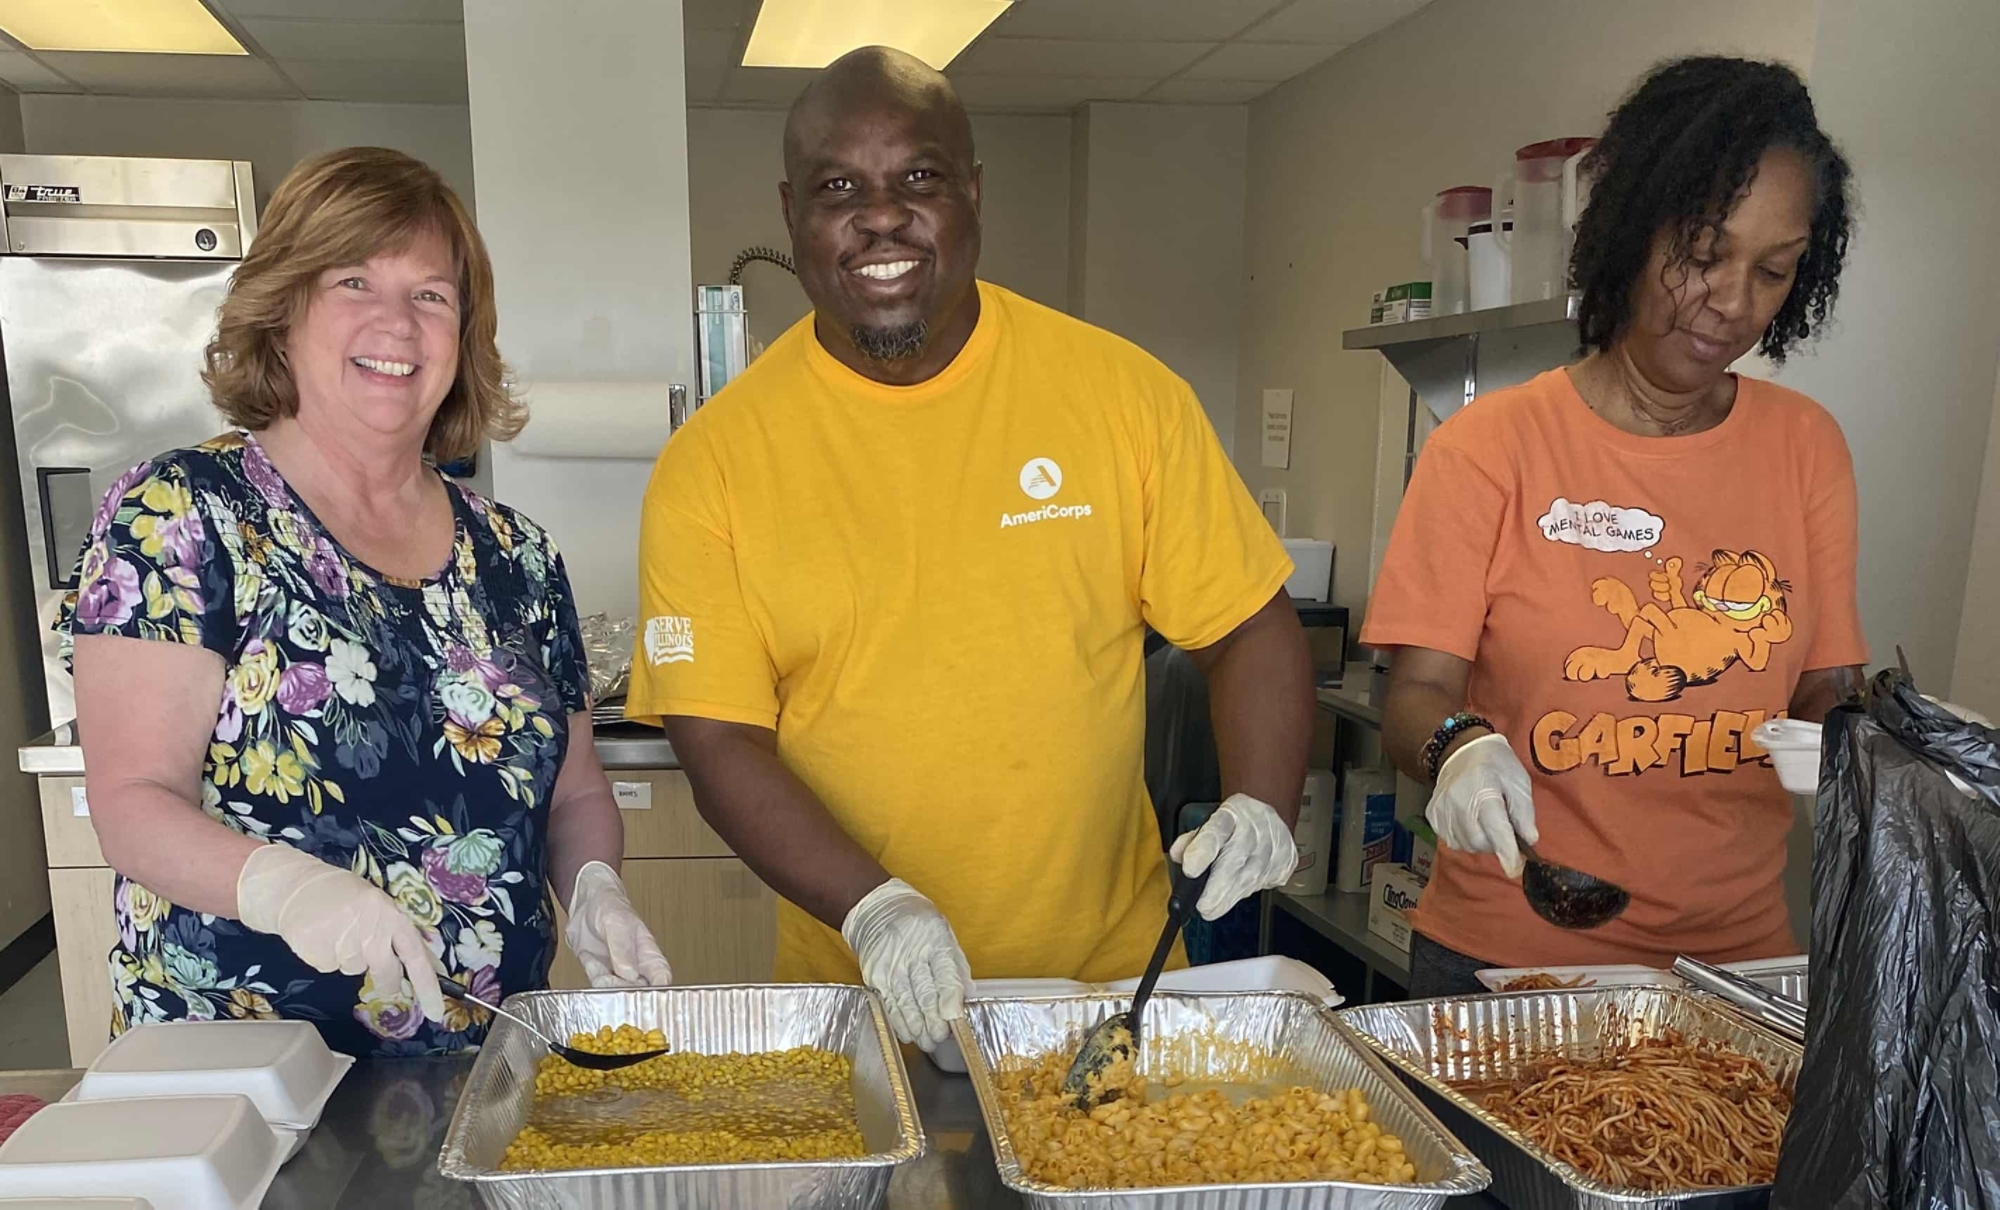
top-left (626, 282), bottom-right (1291, 984)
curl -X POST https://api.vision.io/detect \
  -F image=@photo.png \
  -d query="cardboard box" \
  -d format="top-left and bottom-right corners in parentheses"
top-left (1367, 863), bottom-right (1426, 953)
top-left (1407, 821), bottom-right (1437, 883)
top-left (1375, 281), bottom-right (1433, 324)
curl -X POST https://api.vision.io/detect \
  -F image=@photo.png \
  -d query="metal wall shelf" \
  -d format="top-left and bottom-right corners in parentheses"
top-left (1341, 295), bottom-right (1578, 351)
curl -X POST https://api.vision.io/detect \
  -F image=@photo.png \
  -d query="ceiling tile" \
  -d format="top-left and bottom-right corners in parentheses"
top-left (1240, 0), bottom-right (1431, 46)
top-left (1183, 40), bottom-right (1340, 81)
top-left (33, 52), bottom-right (297, 98)
top-left (240, 18), bottom-right (463, 62)
top-left (1144, 78), bottom-right (1274, 103)
top-left (992, 0), bottom-right (1286, 42)
top-left (683, 28), bottom-right (736, 102)
top-left (947, 74), bottom-right (1153, 110)
top-left (720, 65), bottom-right (814, 105)
top-left (285, 58), bottom-right (467, 104)
top-left (214, 0), bottom-right (461, 21)
top-left (683, 0), bottom-right (758, 33)
top-left (0, 49), bottom-right (83, 92)
top-left (952, 37), bottom-right (1210, 78)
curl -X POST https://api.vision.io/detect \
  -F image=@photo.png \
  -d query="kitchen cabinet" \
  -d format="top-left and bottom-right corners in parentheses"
top-left (27, 758), bottom-right (776, 1067)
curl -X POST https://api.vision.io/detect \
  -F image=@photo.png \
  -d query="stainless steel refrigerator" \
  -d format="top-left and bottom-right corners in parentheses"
top-left (0, 153), bottom-right (257, 726)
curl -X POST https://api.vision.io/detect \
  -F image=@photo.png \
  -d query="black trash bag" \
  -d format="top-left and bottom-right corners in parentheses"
top-left (1771, 670), bottom-right (2000, 1209)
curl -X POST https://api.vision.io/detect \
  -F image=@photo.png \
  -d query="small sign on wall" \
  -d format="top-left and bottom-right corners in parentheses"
top-left (1261, 388), bottom-right (1294, 469)
top-left (71, 786), bottom-right (89, 817)
top-left (613, 781), bottom-right (653, 810)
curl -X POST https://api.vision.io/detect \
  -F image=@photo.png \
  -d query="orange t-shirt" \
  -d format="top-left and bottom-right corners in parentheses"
top-left (1361, 368), bottom-right (1866, 967)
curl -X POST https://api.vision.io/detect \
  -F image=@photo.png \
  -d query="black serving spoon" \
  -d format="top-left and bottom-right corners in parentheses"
top-left (439, 976), bottom-right (669, 1071)
top-left (1518, 837), bottom-right (1630, 930)
top-left (1062, 863), bottom-right (1209, 1109)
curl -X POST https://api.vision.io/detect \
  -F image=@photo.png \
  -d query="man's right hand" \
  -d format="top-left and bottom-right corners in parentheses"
top-left (840, 878), bottom-right (973, 1051)
top-left (1427, 732), bottom-right (1539, 879)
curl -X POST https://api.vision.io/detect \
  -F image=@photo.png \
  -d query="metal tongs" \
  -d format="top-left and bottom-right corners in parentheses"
top-left (1672, 955), bottom-right (1807, 1043)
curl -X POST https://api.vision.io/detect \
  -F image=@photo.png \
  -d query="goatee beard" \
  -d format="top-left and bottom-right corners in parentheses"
top-left (850, 320), bottom-right (929, 362)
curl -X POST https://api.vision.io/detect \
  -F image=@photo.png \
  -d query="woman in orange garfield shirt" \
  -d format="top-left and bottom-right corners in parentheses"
top-left (1363, 58), bottom-right (1869, 996)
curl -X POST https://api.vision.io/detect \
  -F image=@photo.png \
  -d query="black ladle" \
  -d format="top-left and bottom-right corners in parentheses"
top-left (1519, 838), bottom-right (1629, 930)
top-left (439, 976), bottom-right (669, 1071)
top-left (1062, 863), bottom-right (1209, 1109)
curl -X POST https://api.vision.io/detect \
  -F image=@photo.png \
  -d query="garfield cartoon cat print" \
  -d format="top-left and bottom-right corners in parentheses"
top-left (1565, 551), bottom-right (1794, 702)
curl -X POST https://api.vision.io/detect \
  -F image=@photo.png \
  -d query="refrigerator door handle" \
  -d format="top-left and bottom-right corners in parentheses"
top-left (36, 466), bottom-right (93, 590)
top-left (668, 383), bottom-right (690, 432)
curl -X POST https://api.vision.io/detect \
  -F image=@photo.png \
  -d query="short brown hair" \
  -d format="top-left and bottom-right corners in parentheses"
top-left (203, 147), bottom-right (521, 463)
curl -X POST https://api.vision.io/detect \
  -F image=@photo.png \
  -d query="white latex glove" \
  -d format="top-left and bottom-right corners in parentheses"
top-left (840, 878), bottom-right (972, 1052)
top-left (1168, 793), bottom-right (1298, 921)
top-left (236, 841), bottom-right (447, 1023)
top-left (1428, 733), bottom-right (1538, 880)
top-left (565, 861), bottom-right (674, 988)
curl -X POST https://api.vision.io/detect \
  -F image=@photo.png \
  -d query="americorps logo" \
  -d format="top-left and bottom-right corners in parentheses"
top-left (1019, 458), bottom-right (1063, 500)
top-left (1002, 456), bottom-right (1093, 529)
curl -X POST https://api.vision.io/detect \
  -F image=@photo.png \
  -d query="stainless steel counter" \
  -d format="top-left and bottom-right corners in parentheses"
top-left (2, 1055), bottom-right (1505, 1207)
top-left (17, 720), bottom-right (678, 776)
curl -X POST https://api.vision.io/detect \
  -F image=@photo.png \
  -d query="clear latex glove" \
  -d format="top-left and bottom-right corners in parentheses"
top-left (1168, 792), bottom-right (1298, 921)
top-left (565, 861), bottom-right (674, 988)
top-left (840, 878), bottom-right (972, 1052)
top-left (1428, 732), bottom-right (1538, 880)
top-left (236, 841), bottom-right (447, 1023)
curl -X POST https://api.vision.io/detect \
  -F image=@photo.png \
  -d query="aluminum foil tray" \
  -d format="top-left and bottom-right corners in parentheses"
top-left (955, 990), bottom-right (1489, 1210)
top-left (437, 984), bottom-right (924, 1209)
top-left (1338, 987), bottom-right (1803, 1210)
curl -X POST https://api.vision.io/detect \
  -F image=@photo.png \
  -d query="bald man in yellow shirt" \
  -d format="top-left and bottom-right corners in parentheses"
top-left (627, 47), bottom-right (1315, 1051)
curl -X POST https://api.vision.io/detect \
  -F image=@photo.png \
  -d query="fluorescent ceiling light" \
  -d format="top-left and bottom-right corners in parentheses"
top-left (743, 0), bottom-right (1011, 71)
top-left (0, 0), bottom-right (246, 55)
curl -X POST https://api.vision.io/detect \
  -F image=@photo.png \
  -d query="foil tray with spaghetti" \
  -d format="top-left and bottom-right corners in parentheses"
top-left (1337, 987), bottom-right (1802, 1210)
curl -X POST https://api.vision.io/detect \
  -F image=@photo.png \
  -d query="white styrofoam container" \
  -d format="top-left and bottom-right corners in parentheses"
top-left (0, 1095), bottom-right (284, 1210)
top-left (1472, 963), bottom-right (1678, 993)
top-left (1280, 538), bottom-right (1334, 601)
top-left (1752, 717), bottom-right (1821, 794)
top-left (76, 1021), bottom-right (352, 1131)
top-left (926, 956), bottom-right (1343, 1073)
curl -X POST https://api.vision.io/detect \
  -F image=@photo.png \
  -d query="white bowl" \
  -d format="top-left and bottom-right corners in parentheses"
top-left (1753, 718), bottom-right (1822, 794)
top-left (77, 1021), bottom-right (351, 1132)
top-left (0, 1095), bottom-right (283, 1210)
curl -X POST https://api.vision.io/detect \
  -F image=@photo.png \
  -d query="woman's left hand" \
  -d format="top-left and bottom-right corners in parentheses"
top-left (565, 861), bottom-right (675, 987)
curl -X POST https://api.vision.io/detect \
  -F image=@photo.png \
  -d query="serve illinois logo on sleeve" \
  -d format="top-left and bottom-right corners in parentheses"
top-left (644, 616), bottom-right (695, 665)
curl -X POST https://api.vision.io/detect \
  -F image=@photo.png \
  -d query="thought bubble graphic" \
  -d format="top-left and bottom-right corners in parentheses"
top-left (1536, 498), bottom-right (1665, 554)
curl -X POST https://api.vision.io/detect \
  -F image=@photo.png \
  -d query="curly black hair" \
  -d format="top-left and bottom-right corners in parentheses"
top-left (1570, 56), bottom-right (1852, 365)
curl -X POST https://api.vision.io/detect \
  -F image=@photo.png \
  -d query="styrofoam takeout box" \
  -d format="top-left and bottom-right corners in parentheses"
top-left (1473, 963), bottom-right (1677, 993)
top-left (1752, 718), bottom-right (1821, 794)
top-left (0, 1095), bottom-right (285, 1210)
top-left (927, 956), bottom-right (1342, 1073)
top-left (76, 1021), bottom-right (352, 1134)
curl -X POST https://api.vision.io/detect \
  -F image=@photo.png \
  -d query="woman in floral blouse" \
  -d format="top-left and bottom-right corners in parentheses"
top-left (61, 147), bottom-right (673, 1056)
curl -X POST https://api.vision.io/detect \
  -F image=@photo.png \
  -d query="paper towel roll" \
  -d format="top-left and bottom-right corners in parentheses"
top-left (509, 380), bottom-right (677, 460)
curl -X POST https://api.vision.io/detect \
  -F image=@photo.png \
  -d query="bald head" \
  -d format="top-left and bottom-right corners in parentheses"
top-left (776, 45), bottom-right (986, 385)
top-left (784, 46), bottom-right (975, 183)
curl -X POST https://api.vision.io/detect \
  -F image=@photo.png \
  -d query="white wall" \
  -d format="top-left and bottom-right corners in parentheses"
top-left (685, 106), bottom-right (1073, 353)
top-left (18, 95), bottom-right (475, 212)
top-left (0, 90), bottom-right (22, 154)
top-left (1956, 375), bottom-right (2000, 719)
top-left (1233, 0), bottom-right (1817, 611)
top-left (465, 0), bottom-right (695, 621)
top-left (1073, 102), bottom-right (1248, 450)
top-left (1772, 0), bottom-right (2000, 694)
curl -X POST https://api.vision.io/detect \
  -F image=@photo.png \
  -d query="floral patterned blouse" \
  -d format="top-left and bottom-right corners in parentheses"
top-left (59, 432), bottom-right (590, 1057)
